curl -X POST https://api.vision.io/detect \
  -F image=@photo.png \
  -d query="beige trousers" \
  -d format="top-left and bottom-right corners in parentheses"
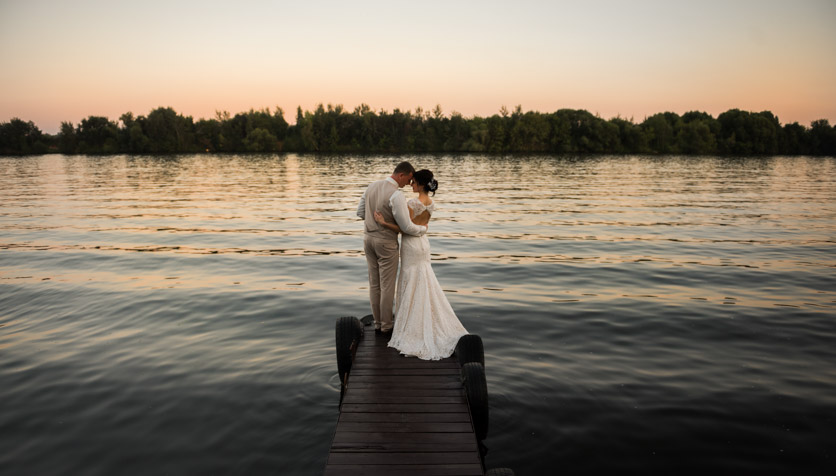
top-left (364, 234), bottom-right (399, 332)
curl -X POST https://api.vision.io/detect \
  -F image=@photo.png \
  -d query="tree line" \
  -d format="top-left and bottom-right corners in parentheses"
top-left (1, 105), bottom-right (835, 156)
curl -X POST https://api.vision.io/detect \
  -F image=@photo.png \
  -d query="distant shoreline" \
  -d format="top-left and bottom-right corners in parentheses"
top-left (2, 105), bottom-right (835, 156)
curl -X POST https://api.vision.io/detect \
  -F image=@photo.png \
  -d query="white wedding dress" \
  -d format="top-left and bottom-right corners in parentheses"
top-left (388, 198), bottom-right (468, 360)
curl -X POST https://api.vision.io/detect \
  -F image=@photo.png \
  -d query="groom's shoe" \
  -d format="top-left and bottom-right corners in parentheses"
top-left (379, 329), bottom-right (393, 338)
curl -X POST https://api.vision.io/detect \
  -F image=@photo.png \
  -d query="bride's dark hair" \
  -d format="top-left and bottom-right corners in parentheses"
top-left (413, 169), bottom-right (438, 196)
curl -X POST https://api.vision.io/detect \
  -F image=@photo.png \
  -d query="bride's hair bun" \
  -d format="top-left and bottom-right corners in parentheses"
top-left (413, 169), bottom-right (438, 196)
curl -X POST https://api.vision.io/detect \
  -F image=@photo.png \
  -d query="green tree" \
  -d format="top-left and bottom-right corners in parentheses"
top-left (128, 121), bottom-right (151, 153)
top-left (0, 118), bottom-right (47, 154)
top-left (244, 127), bottom-right (279, 152)
top-left (118, 112), bottom-right (135, 151)
top-left (219, 113), bottom-right (248, 152)
top-left (610, 117), bottom-right (646, 153)
top-left (59, 121), bottom-right (77, 154)
top-left (509, 112), bottom-right (550, 152)
top-left (678, 111), bottom-right (719, 154)
top-left (243, 107), bottom-right (288, 145)
top-left (716, 109), bottom-right (782, 155)
top-left (552, 109), bottom-right (619, 153)
top-left (548, 112), bottom-right (573, 153)
top-left (782, 122), bottom-right (809, 154)
top-left (810, 119), bottom-right (836, 155)
top-left (641, 112), bottom-right (680, 154)
top-left (752, 111), bottom-right (782, 155)
top-left (194, 118), bottom-right (221, 152)
top-left (77, 116), bottom-right (119, 154)
top-left (143, 107), bottom-right (195, 153)
top-left (296, 108), bottom-right (316, 151)
top-left (483, 114), bottom-right (508, 153)
top-left (462, 117), bottom-right (488, 152)
top-left (444, 112), bottom-right (469, 151)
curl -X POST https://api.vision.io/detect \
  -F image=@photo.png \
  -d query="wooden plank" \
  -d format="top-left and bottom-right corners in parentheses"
top-left (332, 432), bottom-right (476, 444)
top-left (350, 361), bottom-right (460, 369)
top-left (352, 353), bottom-right (456, 360)
top-left (353, 345), bottom-right (392, 351)
top-left (336, 422), bottom-right (473, 433)
top-left (330, 441), bottom-right (478, 453)
top-left (354, 344), bottom-right (390, 350)
top-left (328, 452), bottom-right (481, 466)
top-left (324, 464), bottom-right (483, 476)
top-left (353, 347), bottom-right (398, 353)
top-left (352, 349), bottom-right (395, 355)
top-left (351, 358), bottom-right (457, 365)
top-left (354, 344), bottom-right (453, 354)
top-left (351, 357), bottom-right (458, 364)
top-left (346, 381), bottom-right (463, 390)
top-left (351, 353), bottom-right (423, 360)
top-left (348, 370), bottom-right (458, 377)
top-left (354, 345), bottom-right (405, 351)
top-left (354, 344), bottom-right (435, 352)
top-left (342, 387), bottom-right (463, 397)
top-left (352, 351), bottom-right (396, 357)
top-left (350, 368), bottom-right (460, 376)
top-left (350, 363), bottom-right (460, 371)
top-left (342, 394), bottom-right (465, 405)
top-left (351, 355), bottom-right (453, 363)
top-left (344, 388), bottom-right (464, 398)
top-left (340, 403), bottom-right (469, 413)
top-left (357, 340), bottom-right (389, 347)
top-left (348, 375), bottom-right (460, 384)
top-left (350, 357), bottom-right (429, 364)
top-left (339, 412), bottom-right (471, 423)
top-left (354, 347), bottom-right (448, 355)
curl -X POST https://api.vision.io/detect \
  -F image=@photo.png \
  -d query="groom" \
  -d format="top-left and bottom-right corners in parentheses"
top-left (357, 161), bottom-right (428, 335)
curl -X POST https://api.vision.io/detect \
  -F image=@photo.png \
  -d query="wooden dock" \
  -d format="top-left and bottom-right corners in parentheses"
top-left (324, 325), bottom-right (485, 476)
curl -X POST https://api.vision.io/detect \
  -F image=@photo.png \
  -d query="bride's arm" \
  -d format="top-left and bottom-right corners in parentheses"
top-left (390, 193), bottom-right (426, 236)
top-left (374, 211), bottom-right (402, 233)
top-left (375, 206), bottom-right (427, 233)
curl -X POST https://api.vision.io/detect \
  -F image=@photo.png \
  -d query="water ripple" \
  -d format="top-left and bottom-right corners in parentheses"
top-left (1, 154), bottom-right (835, 475)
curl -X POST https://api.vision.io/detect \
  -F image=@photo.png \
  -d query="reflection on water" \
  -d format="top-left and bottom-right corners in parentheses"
top-left (1, 154), bottom-right (835, 475)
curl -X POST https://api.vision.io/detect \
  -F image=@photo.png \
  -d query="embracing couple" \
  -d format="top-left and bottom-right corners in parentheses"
top-left (356, 161), bottom-right (467, 360)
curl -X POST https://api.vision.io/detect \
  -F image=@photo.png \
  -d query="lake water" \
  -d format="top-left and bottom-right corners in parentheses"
top-left (1, 154), bottom-right (835, 475)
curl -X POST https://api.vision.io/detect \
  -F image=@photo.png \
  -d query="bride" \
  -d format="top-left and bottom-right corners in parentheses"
top-left (373, 169), bottom-right (468, 360)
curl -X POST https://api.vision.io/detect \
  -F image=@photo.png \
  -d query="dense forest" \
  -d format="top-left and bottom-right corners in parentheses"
top-left (1, 105), bottom-right (835, 156)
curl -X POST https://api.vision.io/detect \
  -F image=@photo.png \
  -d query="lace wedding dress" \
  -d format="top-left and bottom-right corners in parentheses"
top-left (388, 198), bottom-right (468, 360)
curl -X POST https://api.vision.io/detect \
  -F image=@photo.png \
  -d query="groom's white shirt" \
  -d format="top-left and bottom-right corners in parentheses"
top-left (357, 177), bottom-right (427, 236)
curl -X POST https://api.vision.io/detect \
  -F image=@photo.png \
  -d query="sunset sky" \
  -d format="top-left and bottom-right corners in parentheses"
top-left (1, 0), bottom-right (835, 133)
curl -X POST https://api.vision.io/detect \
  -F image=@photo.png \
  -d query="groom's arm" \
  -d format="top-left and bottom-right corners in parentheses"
top-left (390, 191), bottom-right (427, 236)
top-left (356, 189), bottom-right (367, 219)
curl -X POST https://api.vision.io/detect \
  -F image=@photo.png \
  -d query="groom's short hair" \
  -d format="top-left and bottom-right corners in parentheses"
top-left (393, 161), bottom-right (415, 176)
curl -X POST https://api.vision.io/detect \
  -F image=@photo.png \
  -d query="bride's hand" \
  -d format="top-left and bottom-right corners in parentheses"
top-left (373, 211), bottom-right (386, 224)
